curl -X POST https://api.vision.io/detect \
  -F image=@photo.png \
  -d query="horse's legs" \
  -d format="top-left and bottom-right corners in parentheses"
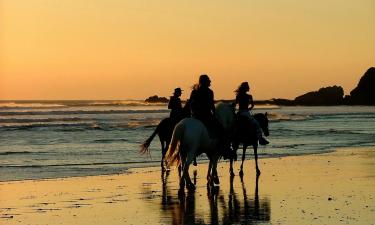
top-left (239, 144), bottom-right (247, 177)
top-left (253, 144), bottom-right (261, 175)
top-left (179, 155), bottom-right (187, 192)
top-left (183, 154), bottom-right (195, 192)
top-left (211, 153), bottom-right (220, 185)
top-left (230, 144), bottom-right (239, 177)
top-left (230, 159), bottom-right (234, 177)
top-left (160, 140), bottom-right (165, 170)
top-left (207, 157), bottom-right (212, 181)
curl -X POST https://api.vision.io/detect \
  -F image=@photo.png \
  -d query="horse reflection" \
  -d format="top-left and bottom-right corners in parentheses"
top-left (219, 174), bottom-right (271, 224)
top-left (159, 170), bottom-right (271, 225)
top-left (239, 175), bottom-right (270, 223)
top-left (161, 170), bottom-right (204, 225)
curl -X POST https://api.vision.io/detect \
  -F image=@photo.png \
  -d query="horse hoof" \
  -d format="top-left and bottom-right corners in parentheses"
top-left (178, 189), bottom-right (185, 198)
top-left (213, 176), bottom-right (220, 186)
top-left (239, 171), bottom-right (244, 177)
top-left (187, 183), bottom-right (196, 192)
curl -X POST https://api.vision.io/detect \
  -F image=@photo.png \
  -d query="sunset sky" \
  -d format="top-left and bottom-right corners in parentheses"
top-left (1, 0), bottom-right (374, 100)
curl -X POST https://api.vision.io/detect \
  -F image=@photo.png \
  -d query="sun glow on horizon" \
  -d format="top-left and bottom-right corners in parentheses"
top-left (1, 0), bottom-right (374, 100)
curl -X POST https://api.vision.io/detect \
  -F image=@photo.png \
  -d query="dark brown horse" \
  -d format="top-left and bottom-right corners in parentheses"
top-left (140, 117), bottom-right (174, 169)
top-left (230, 113), bottom-right (269, 176)
top-left (140, 102), bottom-right (191, 170)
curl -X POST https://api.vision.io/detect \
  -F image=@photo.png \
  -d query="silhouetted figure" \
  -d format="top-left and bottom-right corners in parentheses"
top-left (168, 88), bottom-right (184, 125)
top-left (190, 75), bottom-right (215, 125)
top-left (189, 75), bottom-right (224, 139)
top-left (233, 82), bottom-right (269, 145)
top-left (141, 89), bottom-right (191, 170)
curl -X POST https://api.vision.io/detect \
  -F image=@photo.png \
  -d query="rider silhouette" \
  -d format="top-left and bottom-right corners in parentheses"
top-left (168, 87), bottom-right (183, 124)
top-left (233, 82), bottom-right (269, 145)
top-left (189, 75), bottom-right (216, 132)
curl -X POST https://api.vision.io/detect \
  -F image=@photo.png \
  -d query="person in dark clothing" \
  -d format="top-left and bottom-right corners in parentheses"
top-left (189, 75), bottom-right (216, 131)
top-left (233, 82), bottom-right (269, 145)
top-left (168, 88), bottom-right (183, 124)
top-left (189, 74), bottom-right (233, 160)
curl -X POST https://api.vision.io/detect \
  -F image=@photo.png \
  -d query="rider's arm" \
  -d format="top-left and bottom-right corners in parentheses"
top-left (210, 90), bottom-right (215, 115)
top-left (168, 97), bottom-right (173, 109)
top-left (232, 95), bottom-right (238, 109)
top-left (249, 95), bottom-right (254, 110)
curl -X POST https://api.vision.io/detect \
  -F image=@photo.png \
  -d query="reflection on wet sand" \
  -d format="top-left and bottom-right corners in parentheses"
top-left (158, 170), bottom-right (270, 224)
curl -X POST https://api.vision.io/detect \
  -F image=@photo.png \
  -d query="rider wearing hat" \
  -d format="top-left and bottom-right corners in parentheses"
top-left (168, 87), bottom-right (183, 124)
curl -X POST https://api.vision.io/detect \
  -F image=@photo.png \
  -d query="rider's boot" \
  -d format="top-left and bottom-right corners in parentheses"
top-left (259, 136), bottom-right (269, 145)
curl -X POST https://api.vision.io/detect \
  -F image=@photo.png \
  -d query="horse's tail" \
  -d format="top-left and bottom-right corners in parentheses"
top-left (139, 122), bottom-right (160, 155)
top-left (164, 122), bottom-right (185, 167)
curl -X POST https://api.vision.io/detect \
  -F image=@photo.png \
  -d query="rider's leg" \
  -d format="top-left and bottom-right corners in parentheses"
top-left (250, 117), bottom-right (269, 145)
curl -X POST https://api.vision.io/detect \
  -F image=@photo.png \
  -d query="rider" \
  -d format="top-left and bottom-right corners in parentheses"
top-left (233, 82), bottom-right (269, 145)
top-left (188, 74), bottom-right (235, 161)
top-left (168, 87), bottom-right (183, 125)
top-left (189, 74), bottom-right (217, 134)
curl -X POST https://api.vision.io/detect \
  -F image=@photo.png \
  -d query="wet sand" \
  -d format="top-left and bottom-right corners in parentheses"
top-left (1, 147), bottom-right (374, 225)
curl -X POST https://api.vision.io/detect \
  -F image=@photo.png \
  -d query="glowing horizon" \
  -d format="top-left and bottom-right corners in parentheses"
top-left (1, 0), bottom-right (374, 100)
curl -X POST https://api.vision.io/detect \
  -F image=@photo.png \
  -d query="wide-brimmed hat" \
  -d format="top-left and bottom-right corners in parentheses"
top-left (174, 88), bottom-right (182, 93)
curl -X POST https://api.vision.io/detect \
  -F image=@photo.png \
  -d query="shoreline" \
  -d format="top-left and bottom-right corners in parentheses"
top-left (1, 145), bottom-right (374, 183)
top-left (1, 146), bottom-right (374, 224)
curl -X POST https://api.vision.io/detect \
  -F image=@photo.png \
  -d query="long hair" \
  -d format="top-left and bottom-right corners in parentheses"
top-left (235, 82), bottom-right (249, 96)
top-left (191, 83), bottom-right (199, 90)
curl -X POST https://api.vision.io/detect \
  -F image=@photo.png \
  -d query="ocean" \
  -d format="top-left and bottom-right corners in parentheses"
top-left (0, 100), bottom-right (374, 181)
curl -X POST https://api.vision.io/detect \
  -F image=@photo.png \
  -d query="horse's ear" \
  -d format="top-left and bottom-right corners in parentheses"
top-left (265, 112), bottom-right (268, 117)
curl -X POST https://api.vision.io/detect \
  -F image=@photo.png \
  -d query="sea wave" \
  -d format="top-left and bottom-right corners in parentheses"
top-left (0, 120), bottom-right (161, 131)
top-left (0, 102), bottom-right (66, 109)
top-left (0, 160), bottom-right (160, 168)
top-left (0, 109), bottom-right (169, 116)
top-left (0, 151), bottom-right (48, 155)
top-left (0, 100), bottom-right (167, 109)
top-left (267, 112), bottom-right (310, 122)
top-left (0, 117), bottom-right (87, 123)
top-left (87, 100), bottom-right (167, 107)
top-left (253, 104), bottom-right (280, 109)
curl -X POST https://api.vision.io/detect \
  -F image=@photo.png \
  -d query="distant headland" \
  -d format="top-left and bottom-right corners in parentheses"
top-left (145, 67), bottom-right (375, 106)
top-left (144, 95), bottom-right (169, 103)
top-left (270, 67), bottom-right (374, 106)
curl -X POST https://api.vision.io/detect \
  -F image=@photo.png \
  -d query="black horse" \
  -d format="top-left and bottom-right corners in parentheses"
top-left (140, 102), bottom-right (191, 170)
top-left (230, 113), bottom-right (270, 177)
top-left (140, 117), bottom-right (174, 169)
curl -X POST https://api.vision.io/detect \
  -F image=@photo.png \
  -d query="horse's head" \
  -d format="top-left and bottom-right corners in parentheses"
top-left (254, 112), bottom-right (269, 136)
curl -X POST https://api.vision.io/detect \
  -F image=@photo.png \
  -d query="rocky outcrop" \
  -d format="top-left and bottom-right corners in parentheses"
top-left (294, 86), bottom-right (344, 105)
top-left (145, 95), bottom-right (169, 103)
top-left (347, 67), bottom-right (375, 105)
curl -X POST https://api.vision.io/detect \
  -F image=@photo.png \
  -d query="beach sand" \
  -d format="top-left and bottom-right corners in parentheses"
top-left (1, 147), bottom-right (374, 225)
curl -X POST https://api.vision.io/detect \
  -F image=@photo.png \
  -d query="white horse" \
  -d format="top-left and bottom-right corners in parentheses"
top-left (163, 102), bottom-right (235, 192)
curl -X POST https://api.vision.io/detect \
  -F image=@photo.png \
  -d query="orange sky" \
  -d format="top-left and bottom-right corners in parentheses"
top-left (1, 0), bottom-right (374, 100)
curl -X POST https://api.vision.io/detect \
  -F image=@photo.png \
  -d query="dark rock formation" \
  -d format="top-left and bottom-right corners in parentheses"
top-left (347, 67), bottom-right (375, 105)
top-left (271, 98), bottom-right (296, 106)
top-left (145, 95), bottom-right (169, 103)
top-left (294, 86), bottom-right (344, 105)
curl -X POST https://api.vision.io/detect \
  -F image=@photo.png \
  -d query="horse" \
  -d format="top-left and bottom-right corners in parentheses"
top-left (230, 112), bottom-right (269, 177)
top-left (140, 102), bottom-right (191, 170)
top-left (140, 117), bottom-right (174, 169)
top-left (162, 102), bottom-right (235, 192)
